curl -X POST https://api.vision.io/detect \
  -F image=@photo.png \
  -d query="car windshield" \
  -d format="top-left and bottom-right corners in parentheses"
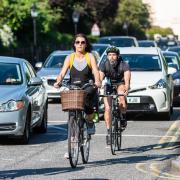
top-left (99, 38), bottom-right (135, 47)
top-left (92, 45), bottom-right (108, 56)
top-left (138, 41), bottom-right (155, 47)
top-left (44, 54), bottom-right (67, 68)
top-left (0, 63), bottom-right (23, 85)
top-left (164, 56), bottom-right (180, 69)
top-left (100, 54), bottom-right (161, 71)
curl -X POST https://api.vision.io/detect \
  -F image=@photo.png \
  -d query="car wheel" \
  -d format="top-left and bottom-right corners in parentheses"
top-left (19, 111), bottom-right (31, 144)
top-left (34, 105), bottom-right (48, 133)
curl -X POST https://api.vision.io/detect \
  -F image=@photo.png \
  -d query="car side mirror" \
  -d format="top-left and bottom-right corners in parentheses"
top-left (35, 62), bottom-right (43, 69)
top-left (28, 77), bottom-right (43, 86)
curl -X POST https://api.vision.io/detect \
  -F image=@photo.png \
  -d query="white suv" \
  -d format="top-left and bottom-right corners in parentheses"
top-left (99, 47), bottom-right (174, 120)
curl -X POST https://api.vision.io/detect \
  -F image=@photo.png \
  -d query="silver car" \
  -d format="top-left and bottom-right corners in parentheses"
top-left (0, 56), bottom-right (48, 144)
top-left (36, 50), bottom-right (72, 99)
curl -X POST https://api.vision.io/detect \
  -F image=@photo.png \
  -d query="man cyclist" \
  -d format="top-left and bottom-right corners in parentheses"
top-left (99, 46), bottom-right (131, 145)
top-left (54, 33), bottom-right (101, 135)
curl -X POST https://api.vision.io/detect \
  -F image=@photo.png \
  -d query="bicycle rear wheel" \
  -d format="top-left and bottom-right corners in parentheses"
top-left (110, 117), bottom-right (118, 155)
top-left (117, 118), bottom-right (122, 151)
top-left (80, 120), bottom-right (91, 163)
top-left (68, 114), bottom-right (79, 168)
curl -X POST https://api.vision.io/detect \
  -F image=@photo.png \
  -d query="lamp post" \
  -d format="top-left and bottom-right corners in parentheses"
top-left (123, 19), bottom-right (129, 36)
top-left (31, 3), bottom-right (38, 65)
top-left (72, 11), bottom-right (80, 35)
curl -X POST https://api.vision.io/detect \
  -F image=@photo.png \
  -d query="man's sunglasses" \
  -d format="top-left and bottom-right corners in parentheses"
top-left (75, 41), bottom-right (86, 45)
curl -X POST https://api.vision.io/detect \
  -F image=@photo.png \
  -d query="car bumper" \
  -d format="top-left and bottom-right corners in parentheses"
top-left (0, 108), bottom-right (26, 136)
top-left (127, 89), bottom-right (170, 113)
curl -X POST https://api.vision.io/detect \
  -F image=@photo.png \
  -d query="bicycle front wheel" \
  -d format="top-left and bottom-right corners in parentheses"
top-left (110, 117), bottom-right (118, 155)
top-left (80, 120), bottom-right (91, 163)
top-left (117, 118), bottom-right (122, 151)
top-left (68, 115), bottom-right (80, 168)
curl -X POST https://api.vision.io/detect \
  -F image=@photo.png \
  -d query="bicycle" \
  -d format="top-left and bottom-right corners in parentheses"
top-left (99, 85), bottom-right (125, 155)
top-left (60, 81), bottom-right (96, 168)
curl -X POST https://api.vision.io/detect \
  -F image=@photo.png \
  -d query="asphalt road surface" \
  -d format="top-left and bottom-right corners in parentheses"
top-left (0, 101), bottom-right (179, 180)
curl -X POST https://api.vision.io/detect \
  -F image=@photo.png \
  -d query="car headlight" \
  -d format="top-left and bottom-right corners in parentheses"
top-left (148, 79), bottom-right (167, 89)
top-left (0, 100), bottom-right (25, 112)
top-left (173, 79), bottom-right (180, 86)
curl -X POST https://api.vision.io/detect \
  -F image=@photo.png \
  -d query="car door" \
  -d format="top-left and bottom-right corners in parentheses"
top-left (23, 62), bottom-right (44, 125)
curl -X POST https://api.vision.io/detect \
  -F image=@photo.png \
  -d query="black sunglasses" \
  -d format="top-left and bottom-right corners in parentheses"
top-left (75, 41), bottom-right (86, 45)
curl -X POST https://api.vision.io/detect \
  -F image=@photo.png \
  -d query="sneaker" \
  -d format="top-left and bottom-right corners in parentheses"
top-left (93, 112), bottom-right (99, 123)
top-left (64, 152), bottom-right (69, 159)
top-left (106, 133), bottom-right (111, 145)
top-left (86, 121), bottom-right (95, 135)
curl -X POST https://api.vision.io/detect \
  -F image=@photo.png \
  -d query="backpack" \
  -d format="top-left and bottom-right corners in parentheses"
top-left (69, 52), bottom-right (92, 69)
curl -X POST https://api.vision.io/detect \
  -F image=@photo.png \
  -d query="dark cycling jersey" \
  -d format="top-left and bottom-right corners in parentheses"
top-left (99, 56), bottom-right (130, 84)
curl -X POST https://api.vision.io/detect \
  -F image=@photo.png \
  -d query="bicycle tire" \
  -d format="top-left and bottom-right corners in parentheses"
top-left (117, 118), bottom-right (122, 151)
top-left (80, 120), bottom-right (91, 163)
top-left (68, 114), bottom-right (79, 168)
top-left (110, 117), bottom-right (118, 155)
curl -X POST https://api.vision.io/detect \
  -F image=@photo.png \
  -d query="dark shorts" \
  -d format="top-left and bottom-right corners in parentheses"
top-left (104, 82), bottom-right (125, 95)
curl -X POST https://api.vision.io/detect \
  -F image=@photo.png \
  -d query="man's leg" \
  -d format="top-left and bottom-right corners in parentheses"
top-left (117, 84), bottom-right (127, 129)
top-left (104, 97), bottom-right (112, 145)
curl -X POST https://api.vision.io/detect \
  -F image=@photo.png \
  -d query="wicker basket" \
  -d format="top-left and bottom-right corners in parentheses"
top-left (60, 90), bottom-right (87, 111)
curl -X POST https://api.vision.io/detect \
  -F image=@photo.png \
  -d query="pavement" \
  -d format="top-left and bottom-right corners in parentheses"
top-left (171, 155), bottom-right (180, 171)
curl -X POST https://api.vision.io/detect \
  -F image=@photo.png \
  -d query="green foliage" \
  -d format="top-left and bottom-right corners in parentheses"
top-left (114, 0), bottom-right (150, 38)
top-left (146, 26), bottom-right (174, 39)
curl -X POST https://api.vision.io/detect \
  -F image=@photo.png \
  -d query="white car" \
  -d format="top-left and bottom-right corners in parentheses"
top-left (99, 47), bottom-right (174, 120)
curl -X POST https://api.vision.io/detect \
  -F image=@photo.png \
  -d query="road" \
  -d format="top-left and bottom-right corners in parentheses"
top-left (0, 101), bottom-right (179, 180)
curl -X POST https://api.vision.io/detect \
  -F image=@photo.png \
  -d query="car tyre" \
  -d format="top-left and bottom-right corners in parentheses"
top-left (34, 105), bottom-right (48, 133)
top-left (19, 110), bottom-right (31, 144)
top-left (159, 111), bottom-right (171, 121)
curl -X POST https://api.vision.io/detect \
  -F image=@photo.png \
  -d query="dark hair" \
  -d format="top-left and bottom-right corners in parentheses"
top-left (72, 33), bottom-right (92, 52)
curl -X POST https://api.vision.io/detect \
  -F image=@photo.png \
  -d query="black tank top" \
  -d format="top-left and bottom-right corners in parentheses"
top-left (70, 58), bottom-right (94, 85)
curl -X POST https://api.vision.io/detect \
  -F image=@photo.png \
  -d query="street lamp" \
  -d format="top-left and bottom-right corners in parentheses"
top-left (123, 19), bottom-right (129, 36)
top-left (72, 11), bottom-right (80, 35)
top-left (31, 3), bottom-right (38, 65)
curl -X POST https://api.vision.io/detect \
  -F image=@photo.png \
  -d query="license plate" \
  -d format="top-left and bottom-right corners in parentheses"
top-left (127, 97), bottom-right (140, 103)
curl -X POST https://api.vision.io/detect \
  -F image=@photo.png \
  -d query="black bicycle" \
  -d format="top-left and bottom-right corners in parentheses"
top-left (60, 81), bottom-right (96, 168)
top-left (100, 85), bottom-right (125, 155)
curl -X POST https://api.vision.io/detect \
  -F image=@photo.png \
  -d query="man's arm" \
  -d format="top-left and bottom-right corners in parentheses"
top-left (124, 70), bottom-right (131, 91)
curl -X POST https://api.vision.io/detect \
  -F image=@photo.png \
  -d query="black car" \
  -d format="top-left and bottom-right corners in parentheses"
top-left (98, 36), bottom-right (139, 47)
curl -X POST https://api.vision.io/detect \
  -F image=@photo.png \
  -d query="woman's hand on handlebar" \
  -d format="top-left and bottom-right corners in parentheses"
top-left (53, 81), bottom-right (61, 88)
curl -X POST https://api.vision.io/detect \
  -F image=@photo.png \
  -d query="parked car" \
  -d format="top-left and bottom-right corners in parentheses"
top-left (138, 40), bottom-right (157, 47)
top-left (92, 43), bottom-right (110, 56)
top-left (167, 46), bottom-right (180, 56)
top-left (36, 50), bottom-right (72, 99)
top-left (98, 36), bottom-right (139, 47)
top-left (162, 51), bottom-right (180, 106)
top-left (0, 56), bottom-right (48, 144)
top-left (99, 47), bottom-right (174, 120)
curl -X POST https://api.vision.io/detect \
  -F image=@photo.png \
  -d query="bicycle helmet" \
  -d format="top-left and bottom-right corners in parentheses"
top-left (106, 46), bottom-right (120, 55)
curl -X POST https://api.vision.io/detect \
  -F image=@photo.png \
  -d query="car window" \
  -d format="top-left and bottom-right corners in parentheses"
top-left (138, 41), bottom-right (155, 47)
top-left (0, 63), bottom-right (23, 85)
top-left (100, 54), bottom-right (161, 71)
top-left (99, 38), bottom-right (135, 47)
top-left (26, 62), bottom-right (36, 78)
top-left (92, 45), bottom-right (107, 56)
top-left (23, 62), bottom-right (32, 82)
top-left (44, 54), bottom-right (67, 68)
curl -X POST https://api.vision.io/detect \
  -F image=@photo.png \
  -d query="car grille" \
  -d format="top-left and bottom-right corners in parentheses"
top-left (47, 79), bottom-right (56, 86)
top-left (0, 123), bottom-right (16, 131)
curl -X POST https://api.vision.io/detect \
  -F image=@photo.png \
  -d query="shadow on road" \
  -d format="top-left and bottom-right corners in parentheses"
top-left (0, 166), bottom-right (83, 179)
top-left (0, 123), bottom-right (68, 145)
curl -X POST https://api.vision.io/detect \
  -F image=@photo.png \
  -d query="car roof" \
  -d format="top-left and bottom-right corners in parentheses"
top-left (162, 51), bottom-right (179, 56)
top-left (118, 47), bottom-right (159, 54)
top-left (0, 56), bottom-right (27, 64)
top-left (51, 50), bottom-right (73, 56)
top-left (99, 36), bottom-right (137, 40)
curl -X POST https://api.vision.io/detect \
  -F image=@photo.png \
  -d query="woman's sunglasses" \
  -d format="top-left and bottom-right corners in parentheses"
top-left (75, 41), bottom-right (86, 45)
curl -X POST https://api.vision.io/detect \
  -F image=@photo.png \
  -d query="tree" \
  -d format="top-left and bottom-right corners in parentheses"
top-left (0, 0), bottom-right (61, 47)
top-left (114, 0), bottom-right (150, 39)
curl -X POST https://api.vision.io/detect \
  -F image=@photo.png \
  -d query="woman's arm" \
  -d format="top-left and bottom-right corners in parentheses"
top-left (54, 56), bottom-right (70, 87)
top-left (90, 54), bottom-right (101, 87)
